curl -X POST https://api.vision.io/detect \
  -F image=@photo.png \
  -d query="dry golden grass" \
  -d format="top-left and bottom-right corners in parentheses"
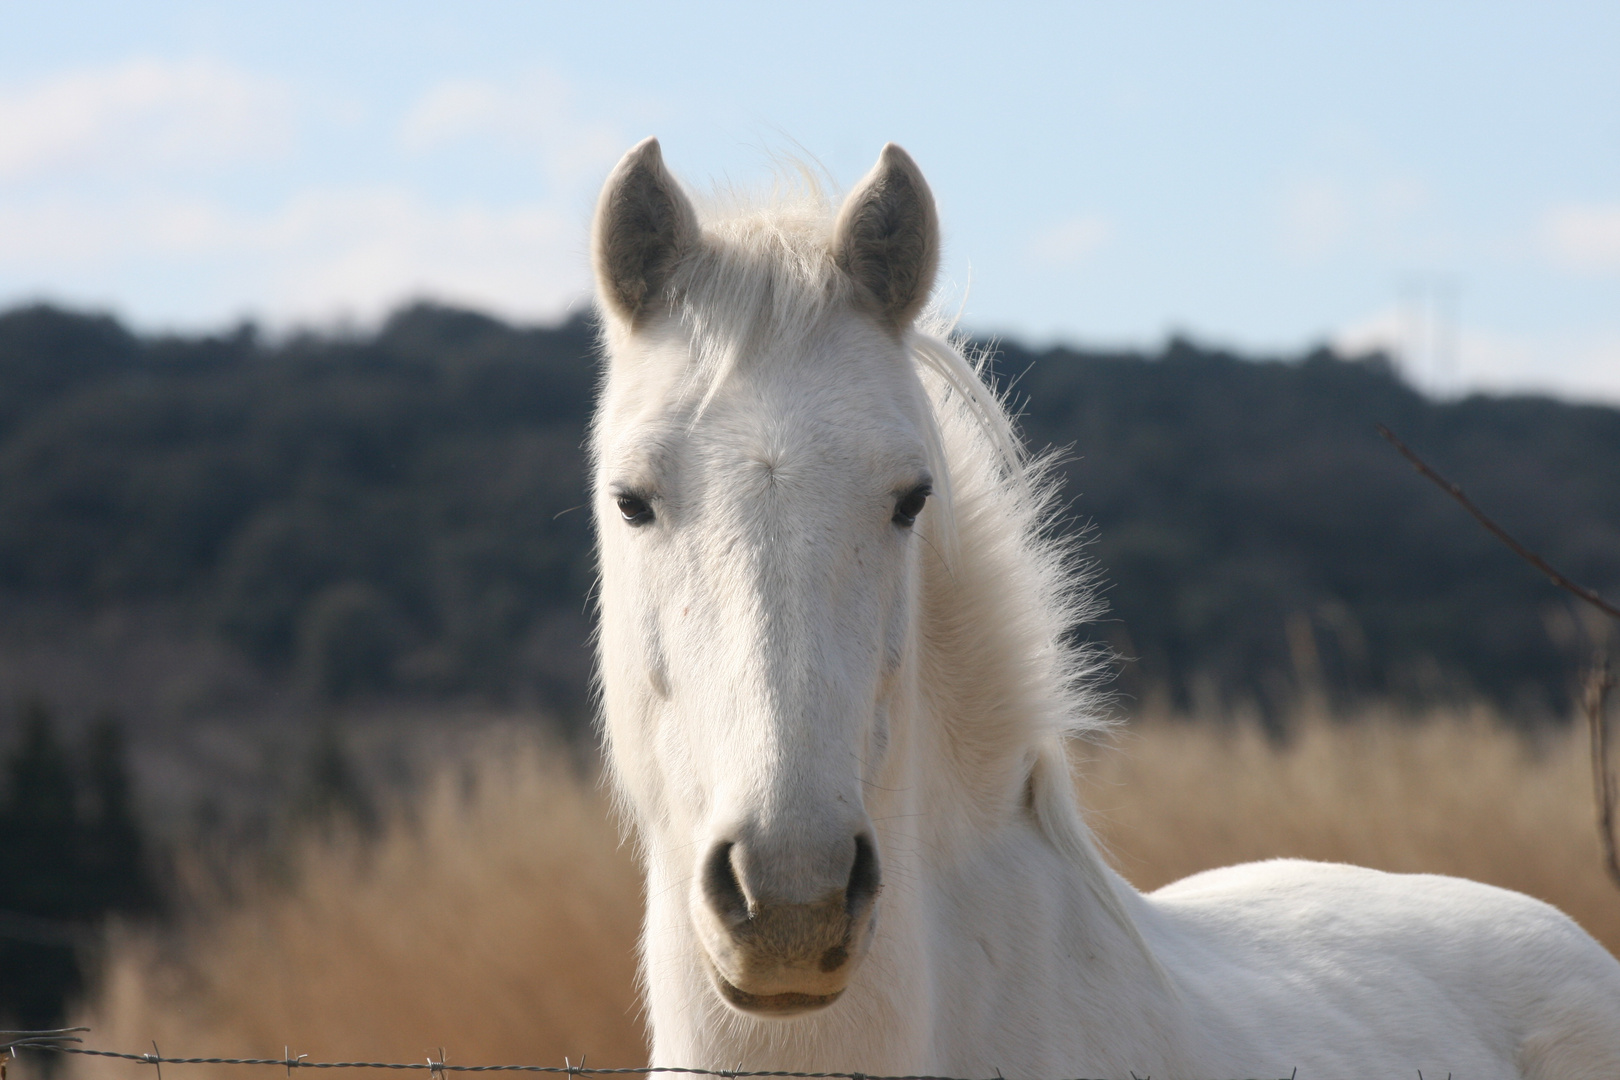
top-left (69, 735), bottom-right (646, 1080)
top-left (58, 707), bottom-right (1618, 1080)
top-left (1079, 705), bottom-right (1620, 956)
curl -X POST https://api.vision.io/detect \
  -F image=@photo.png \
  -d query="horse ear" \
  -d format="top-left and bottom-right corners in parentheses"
top-left (593, 137), bottom-right (699, 324)
top-left (832, 144), bottom-right (940, 329)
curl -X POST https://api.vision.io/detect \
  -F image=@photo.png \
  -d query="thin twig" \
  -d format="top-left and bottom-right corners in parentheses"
top-left (1585, 660), bottom-right (1620, 887)
top-left (1376, 425), bottom-right (1620, 619)
top-left (0, 1031), bottom-right (88, 1053)
top-left (2, 1029), bottom-right (90, 1080)
top-left (1378, 424), bottom-right (1620, 891)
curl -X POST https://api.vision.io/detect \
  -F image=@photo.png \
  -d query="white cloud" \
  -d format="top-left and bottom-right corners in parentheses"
top-left (260, 189), bottom-right (587, 320)
top-left (1280, 179), bottom-right (1352, 260)
top-left (399, 72), bottom-right (625, 190)
top-left (400, 80), bottom-right (513, 150)
top-left (0, 188), bottom-right (591, 325)
top-left (1026, 215), bottom-right (1112, 266)
top-left (0, 65), bottom-right (634, 326)
top-left (1539, 203), bottom-right (1620, 274)
top-left (0, 58), bottom-right (293, 179)
top-left (1276, 170), bottom-right (1438, 264)
top-left (1332, 306), bottom-right (1402, 359)
top-left (1446, 329), bottom-right (1620, 404)
top-left (1334, 306), bottom-right (1620, 405)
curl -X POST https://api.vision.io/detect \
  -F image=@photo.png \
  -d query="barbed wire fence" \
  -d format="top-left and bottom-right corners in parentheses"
top-left (0, 1032), bottom-right (1299, 1080)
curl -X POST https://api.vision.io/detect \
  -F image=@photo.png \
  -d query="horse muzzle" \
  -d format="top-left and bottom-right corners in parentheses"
top-left (693, 833), bottom-right (881, 1017)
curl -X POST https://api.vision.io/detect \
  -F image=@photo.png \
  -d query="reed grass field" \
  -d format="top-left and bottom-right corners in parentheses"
top-left (58, 707), bottom-right (1620, 1079)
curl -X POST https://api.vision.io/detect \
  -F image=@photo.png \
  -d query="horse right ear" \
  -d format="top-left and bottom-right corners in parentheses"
top-left (832, 144), bottom-right (940, 330)
top-left (593, 137), bottom-right (699, 325)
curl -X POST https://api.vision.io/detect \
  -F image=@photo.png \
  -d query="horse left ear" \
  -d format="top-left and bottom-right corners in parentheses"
top-left (832, 144), bottom-right (940, 330)
top-left (593, 137), bottom-right (700, 325)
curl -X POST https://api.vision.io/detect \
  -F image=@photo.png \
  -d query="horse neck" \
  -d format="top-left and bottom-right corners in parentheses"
top-left (899, 408), bottom-right (1095, 859)
top-left (887, 406), bottom-right (1166, 983)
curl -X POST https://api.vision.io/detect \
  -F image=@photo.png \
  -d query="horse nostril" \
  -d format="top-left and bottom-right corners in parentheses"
top-left (846, 833), bottom-right (881, 918)
top-left (702, 841), bottom-right (751, 927)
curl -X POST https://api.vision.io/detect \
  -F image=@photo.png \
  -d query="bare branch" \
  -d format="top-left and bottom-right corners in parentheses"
top-left (1586, 661), bottom-right (1620, 888)
top-left (1379, 424), bottom-right (1620, 891)
top-left (1376, 425), bottom-right (1620, 621)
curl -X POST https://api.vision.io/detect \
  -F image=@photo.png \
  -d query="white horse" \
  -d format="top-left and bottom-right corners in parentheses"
top-left (587, 138), bottom-right (1620, 1080)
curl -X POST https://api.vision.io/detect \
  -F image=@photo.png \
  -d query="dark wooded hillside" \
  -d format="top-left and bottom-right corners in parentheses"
top-left (2, 302), bottom-right (1616, 727)
top-left (1001, 338), bottom-right (1620, 716)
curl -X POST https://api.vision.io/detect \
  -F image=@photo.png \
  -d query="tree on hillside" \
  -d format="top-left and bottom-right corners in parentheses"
top-left (82, 714), bottom-right (159, 915)
top-left (0, 701), bottom-right (157, 1028)
top-left (0, 699), bottom-right (85, 1027)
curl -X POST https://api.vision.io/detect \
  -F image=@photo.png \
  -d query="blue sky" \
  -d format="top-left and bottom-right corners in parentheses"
top-left (2, 2), bottom-right (1617, 401)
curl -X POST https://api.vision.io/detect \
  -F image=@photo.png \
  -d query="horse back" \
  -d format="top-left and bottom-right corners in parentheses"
top-left (1146, 859), bottom-right (1620, 1079)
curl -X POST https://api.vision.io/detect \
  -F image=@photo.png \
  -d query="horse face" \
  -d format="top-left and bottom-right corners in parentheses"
top-left (591, 140), bottom-right (940, 1017)
top-left (597, 315), bottom-right (930, 1014)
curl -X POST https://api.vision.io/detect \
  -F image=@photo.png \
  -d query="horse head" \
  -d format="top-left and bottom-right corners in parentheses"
top-left (590, 139), bottom-right (942, 1017)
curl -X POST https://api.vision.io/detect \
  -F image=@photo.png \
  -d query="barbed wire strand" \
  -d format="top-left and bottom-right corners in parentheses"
top-left (0, 1033), bottom-right (1294, 1080)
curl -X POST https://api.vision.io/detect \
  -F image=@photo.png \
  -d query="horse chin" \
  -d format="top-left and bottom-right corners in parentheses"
top-left (702, 955), bottom-right (847, 1018)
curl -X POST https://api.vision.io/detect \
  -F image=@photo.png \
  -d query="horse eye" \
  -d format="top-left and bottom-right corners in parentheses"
top-left (892, 485), bottom-right (930, 527)
top-left (616, 494), bottom-right (655, 525)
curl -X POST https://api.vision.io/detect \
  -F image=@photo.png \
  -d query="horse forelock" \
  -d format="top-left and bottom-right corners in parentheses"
top-left (672, 184), bottom-right (850, 405)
